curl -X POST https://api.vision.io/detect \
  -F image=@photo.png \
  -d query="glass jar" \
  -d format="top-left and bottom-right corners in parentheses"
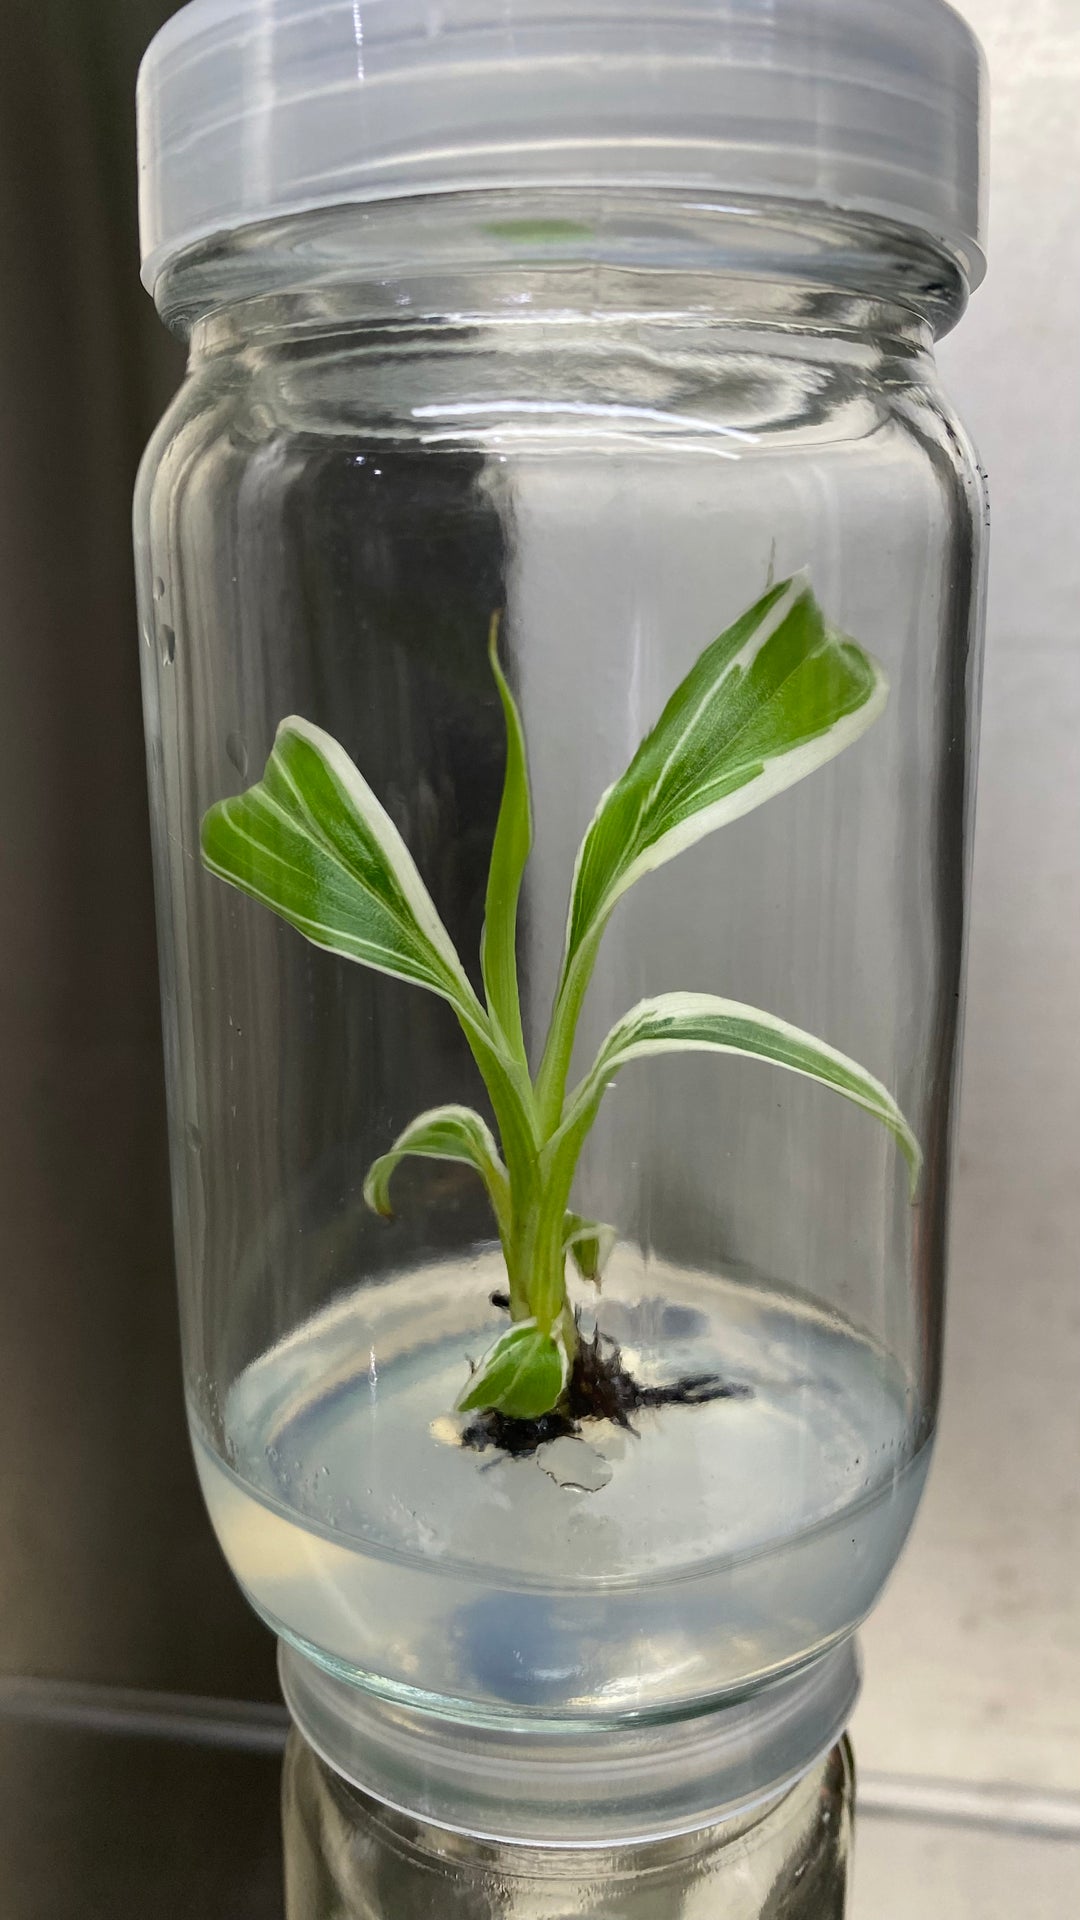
top-left (135, 0), bottom-right (986, 1810)
top-left (282, 1730), bottom-right (855, 1920)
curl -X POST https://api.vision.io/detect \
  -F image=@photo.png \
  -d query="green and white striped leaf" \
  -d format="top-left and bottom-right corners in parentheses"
top-left (201, 717), bottom-right (477, 1012)
top-left (480, 616), bottom-right (532, 1058)
top-left (363, 1105), bottom-right (509, 1234)
top-left (567, 993), bottom-right (921, 1192)
top-left (562, 1211), bottom-right (616, 1287)
top-left (456, 1321), bottom-right (568, 1419)
top-left (562, 576), bottom-right (887, 974)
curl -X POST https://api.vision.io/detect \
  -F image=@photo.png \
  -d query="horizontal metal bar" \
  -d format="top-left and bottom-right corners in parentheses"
top-left (859, 1770), bottom-right (1080, 1844)
top-left (0, 1679), bottom-right (1076, 1846)
top-left (0, 1675), bottom-right (289, 1753)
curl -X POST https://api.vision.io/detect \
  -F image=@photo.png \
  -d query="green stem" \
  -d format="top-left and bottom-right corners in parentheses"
top-left (560, 1300), bottom-right (580, 1371)
top-left (456, 1003), bottom-right (539, 1183)
top-left (520, 1111), bottom-right (595, 1332)
top-left (534, 924), bottom-right (604, 1134)
top-left (451, 994), bottom-right (545, 1325)
top-left (455, 950), bottom-right (601, 1351)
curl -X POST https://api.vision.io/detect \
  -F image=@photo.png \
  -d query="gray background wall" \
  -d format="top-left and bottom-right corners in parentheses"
top-left (0, 0), bottom-right (1075, 1913)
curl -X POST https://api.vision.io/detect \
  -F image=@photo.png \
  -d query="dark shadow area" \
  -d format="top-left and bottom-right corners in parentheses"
top-left (0, 1721), bottom-right (283, 1920)
top-left (0, 0), bottom-right (277, 1697)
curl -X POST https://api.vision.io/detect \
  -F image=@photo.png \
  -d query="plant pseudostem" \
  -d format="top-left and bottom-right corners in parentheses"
top-left (201, 575), bottom-right (921, 1421)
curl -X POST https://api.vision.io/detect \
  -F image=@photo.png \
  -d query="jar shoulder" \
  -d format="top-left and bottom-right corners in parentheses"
top-left (137, 323), bottom-right (982, 503)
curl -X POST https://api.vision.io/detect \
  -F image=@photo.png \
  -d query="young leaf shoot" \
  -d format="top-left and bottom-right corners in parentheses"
top-left (202, 575), bottom-right (919, 1424)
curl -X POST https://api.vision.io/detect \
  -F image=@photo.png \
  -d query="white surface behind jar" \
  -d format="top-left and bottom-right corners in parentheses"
top-left (854, 0), bottom-right (1080, 1904)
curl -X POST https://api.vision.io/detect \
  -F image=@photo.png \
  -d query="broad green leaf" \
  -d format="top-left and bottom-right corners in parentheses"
top-left (565, 992), bottom-right (921, 1193)
top-left (202, 717), bottom-right (542, 1218)
top-left (563, 576), bottom-right (886, 974)
top-left (480, 615), bottom-right (532, 1058)
top-left (363, 1105), bottom-right (509, 1235)
top-left (562, 1211), bottom-right (616, 1286)
top-left (456, 1321), bottom-right (568, 1419)
top-left (201, 717), bottom-right (478, 1012)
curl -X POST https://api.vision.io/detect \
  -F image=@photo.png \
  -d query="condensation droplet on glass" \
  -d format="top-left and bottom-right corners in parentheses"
top-left (226, 731), bottom-right (248, 777)
top-left (153, 575), bottom-right (166, 600)
top-left (160, 623), bottom-right (176, 665)
top-left (185, 1121), bottom-right (202, 1152)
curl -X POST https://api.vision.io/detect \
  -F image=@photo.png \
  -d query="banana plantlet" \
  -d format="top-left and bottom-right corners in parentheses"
top-left (201, 575), bottom-right (920, 1435)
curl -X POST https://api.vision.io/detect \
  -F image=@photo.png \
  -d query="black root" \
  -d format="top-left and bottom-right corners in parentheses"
top-left (461, 1325), bottom-right (751, 1459)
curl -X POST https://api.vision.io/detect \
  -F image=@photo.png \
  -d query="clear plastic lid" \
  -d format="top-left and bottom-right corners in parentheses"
top-left (138, 0), bottom-right (986, 296)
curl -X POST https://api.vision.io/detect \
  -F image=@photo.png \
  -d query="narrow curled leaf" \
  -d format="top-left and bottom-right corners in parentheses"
top-left (562, 576), bottom-right (887, 975)
top-left (201, 717), bottom-right (476, 1011)
top-left (562, 1211), bottom-right (616, 1286)
top-left (567, 993), bottom-right (921, 1193)
top-left (480, 616), bottom-right (532, 1056)
top-left (456, 1322), bottom-right (568, 1420)
top-left (363, 1105), bottom-right (509, 1233)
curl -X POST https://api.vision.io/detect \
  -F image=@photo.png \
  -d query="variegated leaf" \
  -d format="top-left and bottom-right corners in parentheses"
top-left (562, 1211), bottom-right (616, 1286)
top-left (363, 1105), bottom-right (509, 1233)
top-left (201, 717), bottom-right (477, 1012)
top-left (456, 1321), bottom-right (568, 1419)
top-left (562, 576), bottom-right (886, 973)
top-left (480, 616), bottom-right (532, 1058)
top-left (567, 992), bottom-right (921, 1192)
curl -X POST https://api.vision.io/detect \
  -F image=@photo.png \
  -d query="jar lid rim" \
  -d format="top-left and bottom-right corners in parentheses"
top-left (137, 0), bottom-right (986, 298)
